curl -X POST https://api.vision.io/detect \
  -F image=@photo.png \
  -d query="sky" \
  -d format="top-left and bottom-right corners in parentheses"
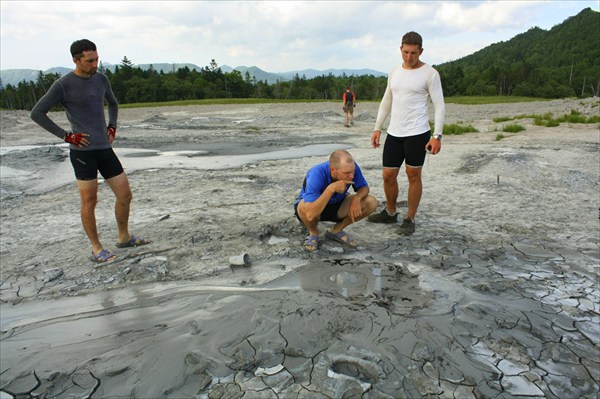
top-left (1, 1), bottom-right (598, 74)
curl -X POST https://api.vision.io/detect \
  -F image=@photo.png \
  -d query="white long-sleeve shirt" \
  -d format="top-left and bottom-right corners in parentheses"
top-left (374, 63), bottom-right (445, 137)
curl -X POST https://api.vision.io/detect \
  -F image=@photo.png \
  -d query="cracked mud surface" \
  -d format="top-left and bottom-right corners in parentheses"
top-left (1, 99), bottom-right (599, 397)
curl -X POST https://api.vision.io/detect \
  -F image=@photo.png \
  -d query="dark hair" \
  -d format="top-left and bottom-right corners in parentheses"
top-left (402, 31), bottom-right (423, 49)
top-left (70, 39), bottom-right (97, 58)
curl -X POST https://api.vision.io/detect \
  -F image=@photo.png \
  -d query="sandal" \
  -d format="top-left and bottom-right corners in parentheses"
top-left (90, 249), bottom-right (119, 263)
top-left (303, 235), bottom-right (320, 252)
top-left (116, 235), bottom-right (151, 248)
top-left (325, 230), bottom-right (358, 248)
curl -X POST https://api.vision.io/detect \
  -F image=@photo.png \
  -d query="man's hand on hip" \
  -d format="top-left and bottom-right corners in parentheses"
top-left (65, 132), bottom-right (90, 147)
top-left (107, 125), bottom-right (117, 144)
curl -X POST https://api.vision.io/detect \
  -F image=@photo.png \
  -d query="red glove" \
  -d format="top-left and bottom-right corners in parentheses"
top-left (65, 132), bottom-right (88, 146)
top-left (107, 125), bottom-right (116, 143)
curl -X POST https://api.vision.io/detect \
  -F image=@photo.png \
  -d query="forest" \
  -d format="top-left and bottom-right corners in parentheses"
top-left (0, 8), bottom-right (597, 110)
top-left (0, 58), bottom-right (388, 111)
top-left (436, 8), bottom-right (599, 98)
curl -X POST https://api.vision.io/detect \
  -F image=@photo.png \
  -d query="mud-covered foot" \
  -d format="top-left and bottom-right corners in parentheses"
top-left (367, 208), bottom-right (398, 224)
top-left (116, 235), bottom-right (151, 248)
top-left (397, 218), bottom-right (415, 235)
top-left (303, 235), bottom-right (320, 252)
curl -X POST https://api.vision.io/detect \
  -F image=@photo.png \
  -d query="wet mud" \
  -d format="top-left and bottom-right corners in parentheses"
top-left (1, 100), bottom-right (598, 398)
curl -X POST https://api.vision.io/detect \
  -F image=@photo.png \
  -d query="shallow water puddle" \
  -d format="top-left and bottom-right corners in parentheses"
top-left (261, 259), bottom-right (437, 314)
top-left (1, 143), bottom-right (350, 195)
top-left (119, 143), bottom-right (350, 170)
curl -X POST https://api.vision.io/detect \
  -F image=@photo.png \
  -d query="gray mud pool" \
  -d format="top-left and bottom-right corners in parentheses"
top-left (1, 253), bottom-right (598, 398)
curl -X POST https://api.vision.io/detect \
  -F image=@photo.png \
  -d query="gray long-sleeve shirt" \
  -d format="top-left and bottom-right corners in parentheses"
top-left (30, 71), bottom-right (118, 151)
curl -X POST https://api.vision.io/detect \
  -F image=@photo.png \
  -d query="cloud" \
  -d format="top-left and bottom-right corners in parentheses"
top-left (432, 1), bottom-right (548, 32)
top-left (1, 1), bottom-right (597, 72)
top-left (227, 45), bottom-right (257, 61)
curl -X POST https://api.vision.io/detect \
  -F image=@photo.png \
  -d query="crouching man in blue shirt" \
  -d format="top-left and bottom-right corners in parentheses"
top-left (294, 150), bottom-right (378, 251)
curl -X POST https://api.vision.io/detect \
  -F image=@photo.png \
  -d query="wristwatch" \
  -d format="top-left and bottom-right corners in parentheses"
top-left (433, 135), bottom-right (442, 141)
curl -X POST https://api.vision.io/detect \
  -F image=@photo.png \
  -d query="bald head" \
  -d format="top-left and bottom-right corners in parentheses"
top-left (329, 150), bottom-right (355, 182)
top-left (329, 150), bottom-right (353, 169)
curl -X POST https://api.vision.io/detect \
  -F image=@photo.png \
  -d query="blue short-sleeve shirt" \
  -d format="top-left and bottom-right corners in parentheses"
top-left (295, 161), bottom-right (368, 205)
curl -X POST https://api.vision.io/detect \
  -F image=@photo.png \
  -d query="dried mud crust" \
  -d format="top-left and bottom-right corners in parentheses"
top-left (0, 99), bottom-right (598, 397)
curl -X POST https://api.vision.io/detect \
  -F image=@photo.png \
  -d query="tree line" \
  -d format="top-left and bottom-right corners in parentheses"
top-left (3, 52), bottom-right (595, 111)
top-left (0, 58), bottom-right (388, 111)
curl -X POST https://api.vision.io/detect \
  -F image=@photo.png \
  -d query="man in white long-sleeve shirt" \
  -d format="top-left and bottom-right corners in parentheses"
top-left (368, 31), bottom-right (445, 235)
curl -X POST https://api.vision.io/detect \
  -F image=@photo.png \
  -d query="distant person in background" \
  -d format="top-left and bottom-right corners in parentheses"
top-left (368, 31), bottom-right (445, 235)
top-left (342, 86), bottom-right (356, 127)
top-left (294, 150), bottom-right (378, 251)
top-left (30, 39), bottom-right (150, 264)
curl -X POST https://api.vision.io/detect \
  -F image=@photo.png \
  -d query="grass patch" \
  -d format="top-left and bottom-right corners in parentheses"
top-left (587, 100), bottom-right (600, 108)
top-left (542, 118), bottom-right (560, 127)
top-left (429, 122), bottom-right (479, 135)
top-left (242, 126), bottom-right (261, 132)
top-left (117, 96), bottom-right (597, 109)
top-left (120, 98), bottom-right (332, 109)
top-left (444, 123), bottom-right (479, 135)
top-left (557, 109), bottom-right (600, 124)
top-left (494, 113), bottom-right (550, 123)
top-left (533, 113), bottom-right (558, 127)
top-left (445, 96), bottom-right (550, 105)
top-left (502, 124), bottom-right (526, 133)
top-left (495, 134), bottom-right (506, 141)
top-left (494, 109), bottom-right (599, 127)
top-left (119, 96), bottom-right (555, 109)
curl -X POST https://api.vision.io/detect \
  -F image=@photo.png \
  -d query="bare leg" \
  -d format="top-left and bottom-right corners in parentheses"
top-left (296, 201), bottom-right (320, 237)
top-left (77, 179), bottom-right (104, 255)
top-left (331, 194), bottom-right (378, 233)
top-left (106, 172), bottom-right (133, 243)
top-left (382, 168), bottom-right (400, 214)
top-left (405, 166), bottom-right (422, 221)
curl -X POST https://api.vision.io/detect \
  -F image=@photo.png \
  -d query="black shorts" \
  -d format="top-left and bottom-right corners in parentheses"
top-left (382, 131), bottom-right (431, 168)
top-left (294, 201), bottom-right (344, 223)
top-left (69, 148), bottom-right (124, 181)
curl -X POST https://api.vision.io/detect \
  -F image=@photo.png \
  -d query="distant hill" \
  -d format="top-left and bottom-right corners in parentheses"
top-left (435, 7), bottom-right (599, 97)
top-left (279, 68), bottom-right (386, 80)
top-left (224, 65), bottom-right (283, 83)
top-left (0, 62), bottom-right (385, 87)
top-left (1, 67), bottom-right (66, 87)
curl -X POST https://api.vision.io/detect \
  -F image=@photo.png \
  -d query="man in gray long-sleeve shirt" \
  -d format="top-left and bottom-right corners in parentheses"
top-left (31, 39), bottom-right (150, 263)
